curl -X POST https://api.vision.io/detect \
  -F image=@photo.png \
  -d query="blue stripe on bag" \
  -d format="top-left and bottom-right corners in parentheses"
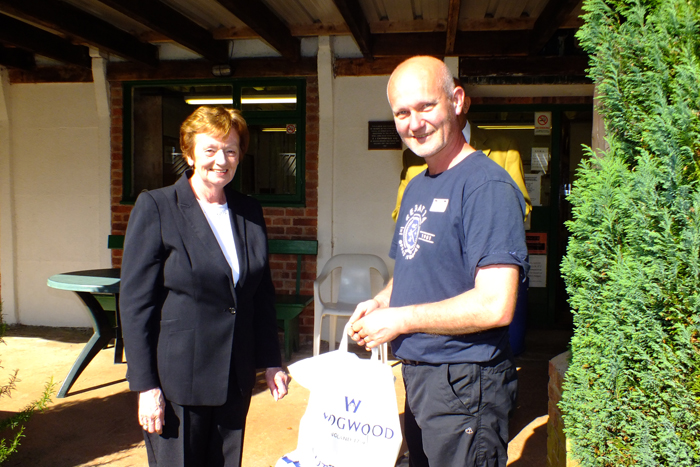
top-left (279, 456), bottom-right (300, 466)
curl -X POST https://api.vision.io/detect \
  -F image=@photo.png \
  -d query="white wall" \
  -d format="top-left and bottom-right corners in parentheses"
top-left (0, 68), bottom-right (16, 322)
top-left (314, 74), bottom-right (401, 343)
top-left (3, 82), bottom-right (107, 326)
top-left (330, 76), bottom-right (402, 267)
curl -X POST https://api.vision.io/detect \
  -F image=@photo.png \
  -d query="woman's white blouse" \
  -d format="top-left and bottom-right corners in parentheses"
top-left (197, 200), bottom-right (240, 285)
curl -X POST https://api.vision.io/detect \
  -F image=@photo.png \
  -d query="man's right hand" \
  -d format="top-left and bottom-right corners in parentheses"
top-left (348, 279), bottom-right (394, 345)
top-left (349, 298), bottom-right (380, 326)
top-left (348, 298), bottom-right (383, 346)
top-left (138, 387), bottom-right (165, 434)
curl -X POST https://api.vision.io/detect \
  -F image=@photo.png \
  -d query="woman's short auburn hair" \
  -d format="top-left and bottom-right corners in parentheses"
top-left (179, 106), bottom-right (250, 163)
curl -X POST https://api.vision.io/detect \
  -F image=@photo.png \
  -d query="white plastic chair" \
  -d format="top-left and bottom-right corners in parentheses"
top-left (313, 254), bottom-right (391, 360)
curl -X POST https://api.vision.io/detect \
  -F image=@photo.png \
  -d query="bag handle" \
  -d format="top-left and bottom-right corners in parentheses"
top-left (340, 322), bottom-right (380, 361)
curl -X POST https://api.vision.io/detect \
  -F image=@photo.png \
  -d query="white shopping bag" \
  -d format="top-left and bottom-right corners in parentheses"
top-left (282, 324), bottom-right (403, 467)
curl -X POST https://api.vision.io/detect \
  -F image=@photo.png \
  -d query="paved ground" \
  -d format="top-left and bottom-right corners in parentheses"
top-left (0, 325), bottom-right (570, 467)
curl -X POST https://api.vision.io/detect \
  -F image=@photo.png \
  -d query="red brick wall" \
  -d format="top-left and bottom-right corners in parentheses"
top-left (265, 77), bottom-right (319, 341)
top-left (109, 77), bottom-right (320, 344)
top-left (110, 83), bottom-right (126, 267)
top-left (470, 96), bottom-right (593, 105)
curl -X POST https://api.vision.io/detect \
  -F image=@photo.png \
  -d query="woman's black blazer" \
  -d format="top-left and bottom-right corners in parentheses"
top-left (119, 171), bottom-right (281, 406)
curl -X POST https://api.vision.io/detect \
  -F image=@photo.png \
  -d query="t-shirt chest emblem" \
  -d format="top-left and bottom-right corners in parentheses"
top-left (398, 204), bottom-right (436, 260)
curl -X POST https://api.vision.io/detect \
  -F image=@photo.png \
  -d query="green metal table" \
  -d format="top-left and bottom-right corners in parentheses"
top-left (47, 268), bottom-right (123, 397)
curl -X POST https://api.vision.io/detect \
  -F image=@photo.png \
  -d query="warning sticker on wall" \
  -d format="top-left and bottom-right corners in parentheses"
top-left (534, 111), bottom-right (552, 135)
top-left (528, 255), bottom-right (547, 288)
top-left (524, 174), bottom-right (541, 206)
top-left (526, 232), bottom-right (547, 255)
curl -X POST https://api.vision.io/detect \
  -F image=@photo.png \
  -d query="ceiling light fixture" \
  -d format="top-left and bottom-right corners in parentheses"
top-left (184, 97), bottom-right (233, 105)
top-left (242, 96), bottom-right (297, 104)
top-left (184, 96), bottom-right (297, 105)
top-left (476, 125), bottom-right (536, 130)
top-left (211, 64), bottom-right (232, 77)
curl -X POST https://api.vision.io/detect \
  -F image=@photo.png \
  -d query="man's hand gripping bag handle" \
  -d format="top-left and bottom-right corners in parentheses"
top-left (340, 322), bottom-right (382, 361)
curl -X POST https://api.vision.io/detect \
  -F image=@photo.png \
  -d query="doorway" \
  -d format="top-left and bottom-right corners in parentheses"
top-left (468, 105), bottom-right (593, 328)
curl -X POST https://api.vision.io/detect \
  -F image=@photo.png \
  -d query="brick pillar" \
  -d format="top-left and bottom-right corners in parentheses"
top-left (110, 82), bottom-right (128, 268)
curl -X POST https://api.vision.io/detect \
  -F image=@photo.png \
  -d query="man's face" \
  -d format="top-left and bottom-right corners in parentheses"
top-left (388, 66), bottom-right (463, 160)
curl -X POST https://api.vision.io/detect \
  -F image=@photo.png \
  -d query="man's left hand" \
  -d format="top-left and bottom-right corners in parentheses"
top-left (350, 307), bottom-right (404, 349)
top-left (265, 367), bottom-right (289, 401)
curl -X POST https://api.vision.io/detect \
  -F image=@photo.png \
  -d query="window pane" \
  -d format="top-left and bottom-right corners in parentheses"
top-left (125, 79), bottom-right (304, 206)
top-left (239, 124), bottom-right (298, 195)
top-left (469, 111), bottom-right (552, 207)
top-left (241, 85), bottom-right (297, 111)
top-left (130, 84), bottom-right (233, 197)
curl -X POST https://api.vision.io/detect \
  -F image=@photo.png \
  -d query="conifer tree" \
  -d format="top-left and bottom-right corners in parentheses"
top-left (561, 0), bottom-right (700, 465)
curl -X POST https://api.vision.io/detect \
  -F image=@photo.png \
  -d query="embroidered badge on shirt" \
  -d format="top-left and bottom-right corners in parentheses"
top-left (398, 204), bottom-right (436, 260)
top-left (429, 198), bottom-right (449, 212)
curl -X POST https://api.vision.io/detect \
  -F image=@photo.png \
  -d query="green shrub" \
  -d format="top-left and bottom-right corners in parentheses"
top-left (561, 0), bottom-right (700, 465)
top-left (0, 309), bottom-right (55, 464)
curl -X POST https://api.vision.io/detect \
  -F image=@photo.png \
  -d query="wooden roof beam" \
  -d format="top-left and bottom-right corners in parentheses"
top-left (458, 56), bottom-right (589, 76)
top-left (0, 13), bottom-right (91, 68)
top-left (373, 33), bottom-right (445, 57)
top-left (8, 65), bottom-right (93, 83)
top-left (335, 55), bottom-right (589, 78)
top-left (0, 0), bottom-right (158, 67)
top-left (94, 0), bottom-right (229, 63)
top-left (107, 57), bottom-right (317, 81)
top-left (453, 30), bottom-right (530, 56)
top-left (334, 56), bottom-right (406, 76)
top-left (373, 31), bottom-right (530, 57)
top-left (214, 0), bottom-right (300, 61)
top-left (332, 0), bottom-right (373, 59)
top-left (445, 0), bottom-right (461, 55)
top-left (0, 44), bottom-right (35, 70)
top-left (529, 0), bottom-right (582, 55)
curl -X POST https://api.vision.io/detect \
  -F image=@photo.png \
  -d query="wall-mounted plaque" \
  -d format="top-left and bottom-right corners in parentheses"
top-left (368, 121), bottom-right (402, 150)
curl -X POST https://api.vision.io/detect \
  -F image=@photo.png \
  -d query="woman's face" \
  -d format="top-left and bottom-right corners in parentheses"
top-left (189, 130), bottom-right (240, 192)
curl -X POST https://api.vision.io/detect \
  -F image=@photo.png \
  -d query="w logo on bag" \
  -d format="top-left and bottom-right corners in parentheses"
top-left (344, 397), bottom-right (361, 413)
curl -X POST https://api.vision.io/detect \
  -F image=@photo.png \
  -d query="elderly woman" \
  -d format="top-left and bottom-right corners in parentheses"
top-left (120, 106), bottom-right (289, 466)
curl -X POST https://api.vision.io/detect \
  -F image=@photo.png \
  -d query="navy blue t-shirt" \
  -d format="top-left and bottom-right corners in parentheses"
top-left (389, 150), bottom-right (529, 364)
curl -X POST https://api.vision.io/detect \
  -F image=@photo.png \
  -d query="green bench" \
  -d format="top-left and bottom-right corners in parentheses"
top-left (268, 239), bottom-right (318, 361)
top-left (108, 235), bottom-right (318, 361)
top-left (107, 234), bottom-right (124, 249)
top-left (106, 235), bottom-right (125, 362)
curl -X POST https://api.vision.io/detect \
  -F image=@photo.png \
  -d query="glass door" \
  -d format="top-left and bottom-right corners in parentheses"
top-left (468, 105), bottom-right (592, 327)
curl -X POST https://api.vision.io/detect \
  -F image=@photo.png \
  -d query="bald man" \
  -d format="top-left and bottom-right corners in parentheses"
top-left (391, 82), bottom-right (532, 223)
top-left (348, 56), bottom-right (529, 466)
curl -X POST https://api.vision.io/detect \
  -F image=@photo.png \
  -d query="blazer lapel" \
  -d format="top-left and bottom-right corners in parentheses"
top-left (174, 173), bottom-right (237, 301)
top-left (226, 188), bottom-right (248, 290)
